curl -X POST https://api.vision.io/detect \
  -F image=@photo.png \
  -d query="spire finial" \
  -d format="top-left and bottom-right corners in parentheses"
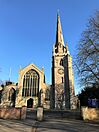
top-left (66, 42), bottom-right (68, 46)
top-left (66, 42), bottom-right (68, 50)
top-left (57, 9), bottom-right (60, 16)
top-left (41, 67), bottom-right (44, 72)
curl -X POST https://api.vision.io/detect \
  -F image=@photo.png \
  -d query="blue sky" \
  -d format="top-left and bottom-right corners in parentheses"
top-left (0, 0), bottom-right (99, 94)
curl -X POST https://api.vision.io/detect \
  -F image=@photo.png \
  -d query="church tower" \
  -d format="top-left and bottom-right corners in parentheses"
top-left (51, 13), bottom-right (67, 109)
top-left (52, 13), bottom-right (67, 85)
top-left (51, 13), bottom-right (75, 109)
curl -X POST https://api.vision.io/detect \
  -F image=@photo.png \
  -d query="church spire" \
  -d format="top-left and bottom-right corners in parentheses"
top-left (56, 12), bottom-right (64, 46)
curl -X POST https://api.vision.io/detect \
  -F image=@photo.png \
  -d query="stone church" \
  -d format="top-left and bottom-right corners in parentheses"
top-left (0, 13), bottom-right (76, 110)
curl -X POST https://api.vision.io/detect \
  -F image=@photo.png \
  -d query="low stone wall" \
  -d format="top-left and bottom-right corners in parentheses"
top-left (81, 107), bottom-right (99, 121)
top-left (44, 110), bottom-right (81, 119)
top-left (0, 106), bottom-right (26, 119)
top-left (26, 109), bottom-right (81, 120)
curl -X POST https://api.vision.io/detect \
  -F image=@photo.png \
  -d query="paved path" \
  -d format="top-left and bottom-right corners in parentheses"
top-left (0, 118), bottom-right (99, 132)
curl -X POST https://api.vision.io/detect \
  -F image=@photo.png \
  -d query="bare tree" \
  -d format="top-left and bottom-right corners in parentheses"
top-left (75, 11), bottom-right (99, 87)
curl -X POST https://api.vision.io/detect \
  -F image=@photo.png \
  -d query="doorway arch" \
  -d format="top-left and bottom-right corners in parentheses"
top-left (27, 98), bottom-right (33, 108)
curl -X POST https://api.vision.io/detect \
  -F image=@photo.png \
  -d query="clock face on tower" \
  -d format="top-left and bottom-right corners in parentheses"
top-left (58, 68), bottom-right (64, 75)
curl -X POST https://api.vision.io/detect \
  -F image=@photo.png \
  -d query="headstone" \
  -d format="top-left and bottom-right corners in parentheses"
top-left (37, 107), bottom-right (43, 121)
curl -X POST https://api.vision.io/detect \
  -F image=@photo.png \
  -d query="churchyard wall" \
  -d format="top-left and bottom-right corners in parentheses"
top-left (0, 106), bottom-right (26, 119)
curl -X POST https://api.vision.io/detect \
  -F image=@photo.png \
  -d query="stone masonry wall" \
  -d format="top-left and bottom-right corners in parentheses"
top-left (0, 106), bottom-right (26, 119)
top-left (81, 107), bottom-right (99, 120)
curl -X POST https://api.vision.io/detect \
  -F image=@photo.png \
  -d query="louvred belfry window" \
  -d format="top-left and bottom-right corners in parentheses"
top-left (22, 69), bottom-right (39, 97)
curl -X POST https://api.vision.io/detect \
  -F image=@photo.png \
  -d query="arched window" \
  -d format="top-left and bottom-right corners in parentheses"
top-left (62, 77), bottom-right (64, 83)
top-left (45, 89), bottom-right (50, 101)
top-left (60, 59), bottom-right (63, 66)
top-left (22, 69), bottom-right (39, 97)
top-left (8, 88), bottom-right (16, 107)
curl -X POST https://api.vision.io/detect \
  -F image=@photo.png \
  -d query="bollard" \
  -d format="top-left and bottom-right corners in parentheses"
top-left (37, 106), bottom-right (43, 121)
top-left (31, 126), bottom-right (37, 132)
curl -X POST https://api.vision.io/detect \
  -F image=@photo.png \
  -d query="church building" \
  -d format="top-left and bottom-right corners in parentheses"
top-left (0, 13), bottom-right (75, 110)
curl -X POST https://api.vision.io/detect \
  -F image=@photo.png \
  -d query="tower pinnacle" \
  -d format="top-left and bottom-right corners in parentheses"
top-left (56, 13), bottom-right (64, 46)
top-left (66, 42), bottom-right (70, 55)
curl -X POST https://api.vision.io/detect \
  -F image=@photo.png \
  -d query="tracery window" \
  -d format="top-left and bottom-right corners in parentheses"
top-left (22, 69), bottom-right (39, 97)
